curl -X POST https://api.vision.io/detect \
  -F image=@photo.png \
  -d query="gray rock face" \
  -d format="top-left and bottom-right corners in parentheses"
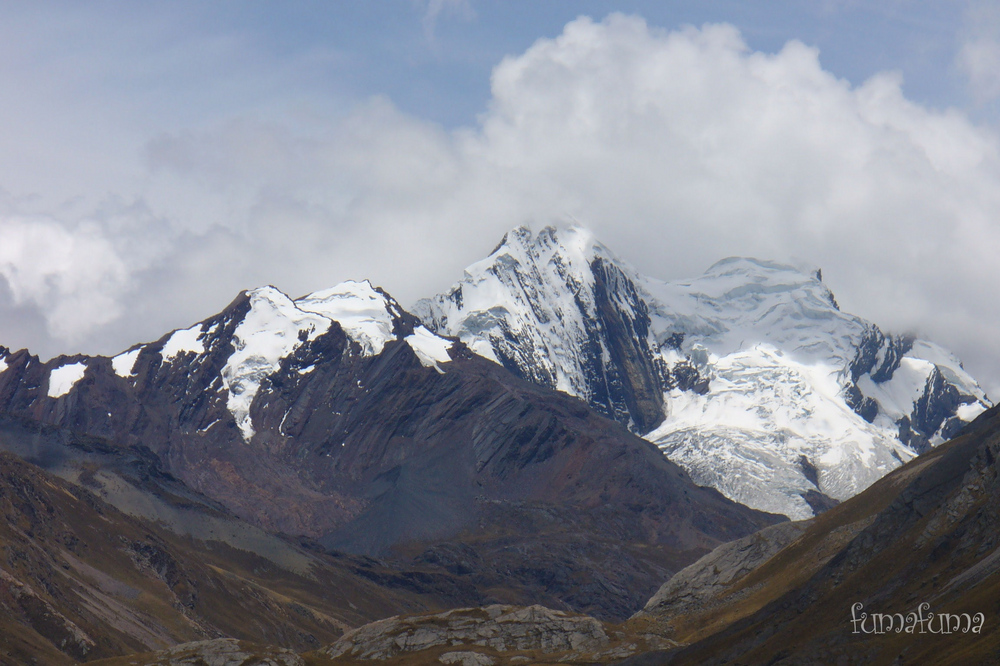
top-left (637, 521), bottom-right (809, 621)
top-left (322, 605), bottom-right (610, 660)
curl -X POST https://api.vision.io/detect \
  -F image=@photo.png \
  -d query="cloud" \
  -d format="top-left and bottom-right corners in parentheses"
top-left (957, 3), bottom-right (1000, 102)
top-left (462, 16), bottom-right (1000, 390)
top-left (5, 12), bottom-right (1000, 397)
top-left (0, 217), bottom-right (129, 340)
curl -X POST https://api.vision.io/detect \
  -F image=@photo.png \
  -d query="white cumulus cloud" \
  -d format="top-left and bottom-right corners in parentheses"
top-left (4, 13), bottom-right (1000, 398)
top-left (0, 217), bottom-right (130, 340)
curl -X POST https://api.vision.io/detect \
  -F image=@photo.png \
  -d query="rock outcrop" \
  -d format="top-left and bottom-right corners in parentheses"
top-left (323, 605), bottom-right (610, 660)
top-left (319, 604), bottom-right (677, 664)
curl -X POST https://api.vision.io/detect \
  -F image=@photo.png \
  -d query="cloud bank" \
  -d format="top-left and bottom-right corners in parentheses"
top-left (3, 14), bottom-right (1000, 395)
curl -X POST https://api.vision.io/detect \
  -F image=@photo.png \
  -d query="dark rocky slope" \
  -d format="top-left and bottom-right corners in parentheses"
top-left (0, 449), bottom-right (466, 665)
top-left (0, 286), bottom-right (781, 622)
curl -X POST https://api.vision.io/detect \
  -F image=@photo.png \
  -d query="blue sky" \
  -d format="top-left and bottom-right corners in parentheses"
top-left (351, 1), bottom-right (980, 127)
top-left (0, 2), bottom-right (984, 140)
top-left (2, 1), bottom-right (1000, 394)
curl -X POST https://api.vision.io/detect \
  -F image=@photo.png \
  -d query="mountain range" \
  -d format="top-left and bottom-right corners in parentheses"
top-left (0, 268), bottom-right (780, 635)
top-left (0, 224), bottom-right (992, 664)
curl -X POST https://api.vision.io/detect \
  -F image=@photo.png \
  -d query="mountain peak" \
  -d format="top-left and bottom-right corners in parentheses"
top-left (485, 224), bottom-right (615, 268)
top-left (418, 225), bottom-right (990, 519)
top-left (415, 224), bottom-right (666, 433)
top-left (296, 280), bottom-right (405, 357)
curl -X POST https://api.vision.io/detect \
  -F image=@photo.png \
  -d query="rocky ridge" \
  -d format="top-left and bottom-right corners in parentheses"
top-left (322, 605), bottom-right (614, 660)
top-left (635, 521), bottom-right (809, 625)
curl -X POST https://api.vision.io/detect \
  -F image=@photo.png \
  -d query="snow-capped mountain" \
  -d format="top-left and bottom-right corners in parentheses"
top-left (143, 280), bottom-right (453, 441)
top-left (101, 280), bottom-right (456, 441)
top-left (0, 279), bottom-right (461, 538)
top-left (414, 226), bottom-right (668, 434)
top-left (415, 226), bottom-right (990, 519)
top-left (0, 275), bottom-right (779, 620)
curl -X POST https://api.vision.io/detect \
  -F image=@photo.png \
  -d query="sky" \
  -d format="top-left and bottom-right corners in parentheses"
top-left (2, 1), bottom-right (1000, 396)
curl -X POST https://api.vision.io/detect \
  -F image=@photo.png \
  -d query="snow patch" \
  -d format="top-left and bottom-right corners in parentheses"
top-left (857, 357), bottom-right (934, 420)
top-left (0, 356), bottom-right (7, 374)
top-left (645, 344), bottom-right (904, 517)
top-left (161, 326), bottom-right (205, 363)
top-left (406, 326), bottom-right (453, 369)
top-left (957, 401), bottom-right (987, 422)
top-left (222, 287), bottom-right (332, 441)
top-left (112, 348), bottom-right (142, 378)
top-left (198, 419), bottom-right (220, 433)
top-left (47, 362), bottom-right (87, 398)
top-left (296, 280), bottom-right (398, 356)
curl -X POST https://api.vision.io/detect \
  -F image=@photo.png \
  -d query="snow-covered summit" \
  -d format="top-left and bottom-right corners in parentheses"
top-left (296, 280), bottom-right (404, 357)
top-left (218, 282), bottom-right (452, 439)
top-left (223, 286), bottom-right (333, 440)
top-left (415, 224), bottom-right (666, 432)
top-left (417, 225), bottom-right (990, 519)
top-left (643, 255), bottom-right (857, 365)
top-left (104, 281), bottom-right (456, 443)
top-left (296, 280), bottom-right (454, 371)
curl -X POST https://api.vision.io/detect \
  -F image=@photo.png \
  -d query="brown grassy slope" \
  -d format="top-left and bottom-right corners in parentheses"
top-left (625, 406), bottom-right (1000, 665)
